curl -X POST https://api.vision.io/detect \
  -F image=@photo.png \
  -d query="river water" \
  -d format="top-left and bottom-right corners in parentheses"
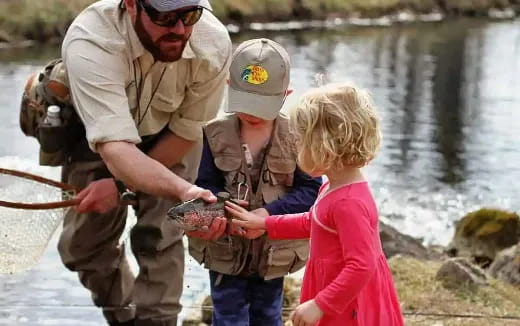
top-left (0, 18), bottom-right (519, 325)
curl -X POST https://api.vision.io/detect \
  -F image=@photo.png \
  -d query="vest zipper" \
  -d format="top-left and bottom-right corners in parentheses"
top-left (267, 246), bottom-right (274, 265)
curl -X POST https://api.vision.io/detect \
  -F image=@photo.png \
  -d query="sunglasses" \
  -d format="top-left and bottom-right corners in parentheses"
top-left (137, 0), bottom-right (204, 27)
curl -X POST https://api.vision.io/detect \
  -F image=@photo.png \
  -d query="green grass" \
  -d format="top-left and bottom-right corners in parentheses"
top-left (0, 0), bottom-right (95, 42)
top-left (0, 0), bottom-right (517, 43)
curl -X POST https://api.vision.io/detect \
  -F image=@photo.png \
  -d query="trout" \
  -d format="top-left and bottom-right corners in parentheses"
top-left (167, 192), bottom-right (234, 232)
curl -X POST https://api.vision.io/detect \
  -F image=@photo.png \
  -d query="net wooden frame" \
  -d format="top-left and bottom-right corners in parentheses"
top-left (0, 168), bottom-right (78, 210)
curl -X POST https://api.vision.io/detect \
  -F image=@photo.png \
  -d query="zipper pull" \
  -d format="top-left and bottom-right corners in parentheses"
top-left (227, 235), bottom-right (233, 250)
top-left (267, 247), bottom-right (274, 265)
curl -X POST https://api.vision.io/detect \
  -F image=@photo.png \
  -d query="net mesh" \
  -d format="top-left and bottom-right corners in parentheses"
top-left (0, 172), bottom-right (74, 274)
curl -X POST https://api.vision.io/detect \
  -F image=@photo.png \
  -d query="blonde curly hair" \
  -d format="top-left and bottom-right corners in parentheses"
top-left (288, 82), bottom-right (381, 173)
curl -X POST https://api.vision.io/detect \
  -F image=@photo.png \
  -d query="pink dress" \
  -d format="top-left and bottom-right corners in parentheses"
top-left (265, 181), bottom-right (404, 326)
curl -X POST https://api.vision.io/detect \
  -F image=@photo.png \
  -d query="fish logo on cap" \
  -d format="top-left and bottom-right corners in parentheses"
top-left (241, 65), bottom-right (269, 85)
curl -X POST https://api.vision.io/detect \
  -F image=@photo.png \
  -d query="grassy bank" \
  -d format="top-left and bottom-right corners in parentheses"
top-left (390, 256), bottom-right (520, 326)
top-left (0, 0), bottom-right (519, 43)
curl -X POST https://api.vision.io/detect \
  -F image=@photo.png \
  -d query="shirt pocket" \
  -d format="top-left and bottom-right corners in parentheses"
top-left (150, 91), bottom-right (183, 113)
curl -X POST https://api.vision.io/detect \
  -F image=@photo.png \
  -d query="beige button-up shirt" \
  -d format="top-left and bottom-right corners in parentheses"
top-left (62, 0), bottom-right (231, 152)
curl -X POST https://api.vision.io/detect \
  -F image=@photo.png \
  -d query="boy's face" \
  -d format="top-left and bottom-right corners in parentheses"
top-left (237, 113), bottom-right (272, 129)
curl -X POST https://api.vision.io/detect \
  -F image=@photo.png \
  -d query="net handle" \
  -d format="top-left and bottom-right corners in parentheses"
top-left (0, 168), bottom-right (79, 210)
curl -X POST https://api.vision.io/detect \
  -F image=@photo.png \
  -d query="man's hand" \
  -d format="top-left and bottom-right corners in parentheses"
top-left (290, 299), bottom-right (323, 326)
top-left (180, 185), bottom-right (217, 203)
top-left (186, 217), bottom-right (227, 240)
top-left (75, 178), bottom-right (119, 214)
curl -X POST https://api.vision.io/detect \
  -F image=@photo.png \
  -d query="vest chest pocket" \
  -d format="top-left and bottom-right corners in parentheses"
top-left (262, 157), bottom-right (296, 203)
top-left (266, 157), bottom-right (296, 186)
top-left (214, 156), bottom-right (243, 197)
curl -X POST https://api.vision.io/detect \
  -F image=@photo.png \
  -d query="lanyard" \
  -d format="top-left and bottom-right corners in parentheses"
top-left (236, 120), bottom-right (276, 208)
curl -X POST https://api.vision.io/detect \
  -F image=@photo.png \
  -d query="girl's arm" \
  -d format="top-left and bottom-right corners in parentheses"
top-left (226, 202), bottom-right (312, 239)
top-left (265, 212), bottom-right (312, 239)
top-left (314, 198), bottom-right (379, 316)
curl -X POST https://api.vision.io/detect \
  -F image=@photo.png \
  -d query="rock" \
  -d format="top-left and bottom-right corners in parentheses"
top-left (489, 244), bottom-right (520, 286)
top-left (436, 257), bottom-right (488, 290)
top-left (0, 29), bottom-right (10, 43)
top-left (446, 208), bottom-right (520, 267)
top-left (282, 277), bottom-right (302, 322)
top-left (379, 222), bottom-right (439, 259)
top-left (201, 295), bottom-right (213, 325)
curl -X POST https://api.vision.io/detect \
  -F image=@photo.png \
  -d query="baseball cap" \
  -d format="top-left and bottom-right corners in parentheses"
top-left (147, 0), bottom-right (211, 12)
top-left (226, 38), bottom-right (291, 120)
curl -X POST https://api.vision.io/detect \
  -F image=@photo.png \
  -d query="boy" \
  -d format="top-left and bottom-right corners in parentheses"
top-left (187, 39), bottom-right (322, 326)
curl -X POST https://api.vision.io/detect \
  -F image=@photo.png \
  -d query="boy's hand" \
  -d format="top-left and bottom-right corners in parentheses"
top-left (290, 299), bottom-right (323, 326)
top-left (225, 201), bottom-right (267, 230)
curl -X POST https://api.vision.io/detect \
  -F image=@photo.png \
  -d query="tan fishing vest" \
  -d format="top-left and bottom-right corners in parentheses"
top-left (188, 114), bottom-right (309, 280)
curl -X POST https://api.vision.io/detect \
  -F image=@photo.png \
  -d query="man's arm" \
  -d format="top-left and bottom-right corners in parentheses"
top-left (98, 141), bottom-right (194, 200)
top-left (146, 130), bottom-right (194, 168)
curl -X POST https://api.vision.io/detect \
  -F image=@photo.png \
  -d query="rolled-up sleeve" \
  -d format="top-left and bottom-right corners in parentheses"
top-left (168, 53), bottom-right (231, 142)
top-left (63, 39), bottom-right (140, 152)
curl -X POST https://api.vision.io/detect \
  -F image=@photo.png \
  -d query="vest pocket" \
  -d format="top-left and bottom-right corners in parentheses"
top-left (261, 239), bottom-right (309, 280)
top-left (203, 237), bottom-right (245, 275)
top-left (261, 158), bottom-right (296, 203)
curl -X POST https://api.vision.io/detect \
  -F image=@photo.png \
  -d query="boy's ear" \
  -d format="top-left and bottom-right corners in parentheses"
top-left (227, 79), bottom-right (230, 85)
top-left (286, 89), bottom-right (294, 96)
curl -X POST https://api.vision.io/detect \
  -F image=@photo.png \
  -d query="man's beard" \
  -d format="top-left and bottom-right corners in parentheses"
top-left (134, 14), bottom-right (189, 62)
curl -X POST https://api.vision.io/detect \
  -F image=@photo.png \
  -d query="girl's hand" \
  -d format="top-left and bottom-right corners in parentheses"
top-left (225, 201), bottom-right (267, 230)
top-left (290, 299), bottom-right (323, 326)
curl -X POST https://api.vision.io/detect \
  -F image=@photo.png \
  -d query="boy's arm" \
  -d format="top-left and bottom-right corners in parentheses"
top-left (265, 211), bottom-right (312, 239)
top-left (264, 167), bottom-right (322, 215)
top-left (314, 199), bottom-right (379, 316)
top-left (195, 134), bottom-right (226, 195)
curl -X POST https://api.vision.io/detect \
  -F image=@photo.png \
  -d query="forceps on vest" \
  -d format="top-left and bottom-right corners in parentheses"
top-left (237, 182), bottom-right (249, 201)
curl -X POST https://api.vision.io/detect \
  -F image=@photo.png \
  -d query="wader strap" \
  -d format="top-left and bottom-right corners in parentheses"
top-left (214, 273), bottom-right (224, 287)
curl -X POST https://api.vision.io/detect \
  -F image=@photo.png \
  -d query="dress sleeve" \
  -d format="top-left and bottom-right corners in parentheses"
top-left (314, 198), bottom-right (379, 316)
top-left (265, 211), bottom-right (312, 240)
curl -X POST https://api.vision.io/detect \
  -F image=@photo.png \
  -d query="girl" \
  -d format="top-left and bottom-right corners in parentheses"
top-left (225, 83), bottom-right (404, 326)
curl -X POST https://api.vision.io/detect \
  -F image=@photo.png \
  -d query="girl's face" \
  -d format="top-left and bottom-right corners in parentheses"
top-left (237, 113), bottom-right (271, 129)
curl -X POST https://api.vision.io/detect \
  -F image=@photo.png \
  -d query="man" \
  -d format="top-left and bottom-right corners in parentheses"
top-left (58, 0), bottom-right (231, 325)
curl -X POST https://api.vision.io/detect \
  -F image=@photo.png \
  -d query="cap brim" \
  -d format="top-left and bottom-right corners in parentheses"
top-left (226, 87), bottom-right (284, 120)
top-left (150, 0), bottom-right (211, 11)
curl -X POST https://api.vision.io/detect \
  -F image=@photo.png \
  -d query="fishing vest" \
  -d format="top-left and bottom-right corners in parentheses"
top-left (188, 114), bottom-right (309, 280)
top-left (19, 59), bottom-right (91, 166)
top-left (20, 59), bottom-right (165, 166)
